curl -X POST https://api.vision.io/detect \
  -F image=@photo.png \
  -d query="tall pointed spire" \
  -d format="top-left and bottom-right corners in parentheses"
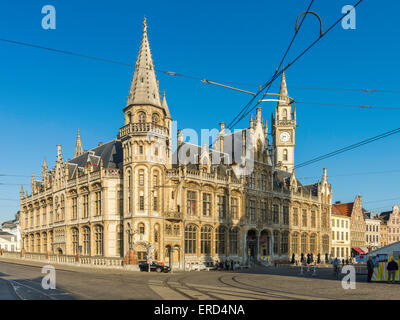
top-left (74, 130), bottom-right (83, 158)
top-left (42, 156), bottom-right (47, 169)
top-left (278, 69), bottom-right (289, 105)
top-left (127, 18), bottom-right (161, 108)
top-left (162, 90), bottom-right (171, 118)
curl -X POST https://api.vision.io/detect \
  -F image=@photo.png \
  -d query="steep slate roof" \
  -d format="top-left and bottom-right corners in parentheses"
top-left (67, 140), bottom-right (123, 178)
top-left (379, 210), bottom-right (391, 222)
top-left (332, 202), bottom-right (354, 217)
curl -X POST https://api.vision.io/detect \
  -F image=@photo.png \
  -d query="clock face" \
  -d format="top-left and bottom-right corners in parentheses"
top-left (280, 131), bottom-right (291, 142)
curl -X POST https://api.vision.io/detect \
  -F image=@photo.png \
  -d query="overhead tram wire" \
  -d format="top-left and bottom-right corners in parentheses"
top-left (226, 0), bottom-right (315, 130)
top-left (295, 101), bottom-right (400, 111)
top-left (298, 169), bottom-right (400, 180)
top-left (227, 0), bottom-right (364, 130)
top-left (294, 126), bottom-right (400, 169)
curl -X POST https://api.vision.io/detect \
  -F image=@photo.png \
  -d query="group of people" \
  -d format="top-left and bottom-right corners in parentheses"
top-left (367, 257), bottom-right (399, 283)
top-left (215, 259), bottom-right (237, 271)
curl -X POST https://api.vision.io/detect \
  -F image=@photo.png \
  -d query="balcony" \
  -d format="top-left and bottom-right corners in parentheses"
top-left (276, 119), bottom-right (295, 126)
top-left (164, 211), bottom-right (183, 220)
top-left (119, 122), bottom-right (169, 139)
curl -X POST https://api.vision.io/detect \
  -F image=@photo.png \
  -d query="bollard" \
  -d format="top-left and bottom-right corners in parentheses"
top-left (300, 264), bottom-right (304, 275)
top-left (307, 265), bottom-right (310, 273)
top-left (312, 265), bottom-right (317, 277)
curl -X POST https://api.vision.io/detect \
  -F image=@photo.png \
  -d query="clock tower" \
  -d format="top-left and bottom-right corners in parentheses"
top-left (272, 70), bottom-right (296, 172)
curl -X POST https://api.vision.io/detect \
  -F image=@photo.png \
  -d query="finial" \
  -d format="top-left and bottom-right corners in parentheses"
top-left (143, 17), bottom-right (147, 31)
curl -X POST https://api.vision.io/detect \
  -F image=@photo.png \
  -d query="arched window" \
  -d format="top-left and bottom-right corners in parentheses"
top-left (184, 225), bottom-right (197, 254)
top-left (127, 171), bottom-right (132, 213)
top-left (83, 227), bottom-right (90, 255)
top-left (291, 232), bottom-right (299, 255)
top-left (36, 233), bottom-right (41, 253)
top-left (283, 149), bottom-right (288, 161)
top-left (216, 226), bottom-right (227, 255)
top-left (200, 225), bottom-right (212, 254)
top-left (281, 232), bottom-right (289, 254)
top-left (127, 112), bottom-right (132, 124)
top-left (72, 228), bottom-right (79, 254)
top-left (310, 234), bottom-right (316, 253)
top-left (301, 233), bottom-right (308, 254)
top-left (229, 228), bottom-right (239, 255)
top-left (94, 225), bottom-right (103, 256)
top-left (138, 112), bottom-right (146, 123)
top-left (152, 113), bottom-right (159, 125)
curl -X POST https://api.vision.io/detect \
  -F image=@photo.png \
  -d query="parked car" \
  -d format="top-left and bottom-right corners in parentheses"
top-left (139, 261), bottom-right (171, 273)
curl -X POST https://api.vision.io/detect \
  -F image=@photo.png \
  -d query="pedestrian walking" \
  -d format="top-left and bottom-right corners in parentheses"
top-left (342, 259), bottom-right (345, 267)
top-left (367, 257), bottom-right (374, 282)
top-left (387, 258), bottom-right (398, 284)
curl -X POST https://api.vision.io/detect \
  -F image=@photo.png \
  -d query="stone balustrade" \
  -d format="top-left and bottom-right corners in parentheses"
top-left (1, 251), bottom-right (124, 269)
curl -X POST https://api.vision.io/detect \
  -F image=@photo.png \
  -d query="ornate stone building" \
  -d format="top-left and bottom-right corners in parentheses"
top-left (19, 18), bottom-right (332, 269)
top-left (380, 205), bottom-right (400, 245)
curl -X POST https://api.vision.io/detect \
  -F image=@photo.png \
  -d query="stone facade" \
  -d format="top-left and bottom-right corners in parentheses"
top-left (19, 18), bottom-right (332, 269)
top-left (380, 205), bottom-right (400, 245)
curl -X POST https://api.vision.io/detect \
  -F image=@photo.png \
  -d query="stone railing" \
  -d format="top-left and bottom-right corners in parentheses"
top-left (0, 251), bottom-right (124, 269)
top-left (119, 122), bottom-right (169, 138)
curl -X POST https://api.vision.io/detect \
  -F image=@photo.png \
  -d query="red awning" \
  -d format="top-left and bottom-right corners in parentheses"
top-left (352, 247), bottom-right (366, 254)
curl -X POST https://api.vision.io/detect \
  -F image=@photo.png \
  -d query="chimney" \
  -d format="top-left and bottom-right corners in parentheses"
top-left (335, 201), bottom-right (341, 204)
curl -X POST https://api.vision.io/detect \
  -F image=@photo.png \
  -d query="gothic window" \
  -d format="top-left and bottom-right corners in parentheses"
top-left (281, 232), bottom-right (289, 254)
top-left (229, 228), bottom-right (239, 255)
top-left (273, 204), bottom-right (279, 224)
top-left (94, 191), bottom-right (102, 216)
top-left (291, 232), bottom-right (299, 254)
top-left (72, 228), bottom-right (79, 254)
top-left (217, 195), bottom-right (226, 218)
top-left (83, 227), bottom-right (90, 255)
top-left (249, 200), bottom-right (256, 222)
top-left (301, 233), bottom-right (308, 254)
top-left (184, 225), bottom-right (197, 254)
top-left (201, 225), bottom-right (212, 254)
top-left (311, 210), bottom-right (316, 228)
top-left (302, 209), bottom-right (307, 227)
top-left (261, 202), bottom-right (267, 222)
top-left (216, 226), bottom-right (226, 255)
top-left (83, 194), bottom-right (89, 218)
top-left (94, 225), bottom-right (103, 256)
top-left (202, 193), bottom-right (211, 216)
top-left (72, 197), bottom-right (78, 220)
top-left (283, 206), bottom-right (289, 225)
top-left (231, 198), bottom-right (238, 219)
top-left (127, 171), bottom-right (132, 213)
top-left (310, 234), bottom-right (316, 253)
top-left (152, 113), bottom-right (159, 124)
top-left (138, 112), bottom-right (146, 123)
top-left (187, 191), bottom-right (197, 215)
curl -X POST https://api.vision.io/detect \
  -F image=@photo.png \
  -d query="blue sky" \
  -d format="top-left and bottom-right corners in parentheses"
top-left (0, 0), bottom-right (399, 220)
